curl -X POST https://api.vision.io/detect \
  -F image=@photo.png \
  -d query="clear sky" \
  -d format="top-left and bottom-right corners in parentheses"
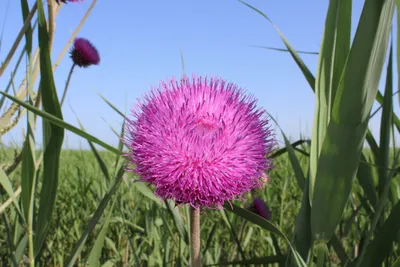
top-left (0, 0), bottom-right (393, 150)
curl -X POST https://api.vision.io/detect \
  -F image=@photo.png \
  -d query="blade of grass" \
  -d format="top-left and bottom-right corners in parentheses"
top-left (96, 91), bottom-right (126, 119)
top-left (311, 0), bottom-right (394, 242)
top-left (0, 91), bottom-right (119, 155)
top-left (208, 255), bottom-right (285, 266)
top-left (65, 164), bottom-right (125, 267)
top-left (224, 203), bottom-right (307, 267)
top-left (357, 152), bottom-right (378, 208)
top-left (0, 169), bottom-right (23, 217)
top-left (71, 107), bottom-right (111, 182)
top-left (354, 198), bottom-right (400, 266)
top-left (377, 43), bottom-right (393, 197)
top-left (86, 199), bottom-right (116, 267)
top-left (20, 0), bottom-right (33, 57)
top-left (165, 200), bottom-right (189, 245)
top-left (250, 45), bottom-right (319, 55)
top-left (270, 139), bottom-right (310, 159)
top-left (239, 0), bottom-right (316, 92)
top-left (33, 0), bottom-right (65, 256)
top-left (310, 0), bottom-right (351, 202)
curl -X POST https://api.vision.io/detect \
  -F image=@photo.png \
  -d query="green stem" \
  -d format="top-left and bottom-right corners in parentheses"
top-left (190, 206), bottom-right (201, 267)
top-left (60, 63), bottom-right (76, 106)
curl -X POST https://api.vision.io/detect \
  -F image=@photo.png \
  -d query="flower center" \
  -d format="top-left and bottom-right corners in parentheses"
top-left (195, 117), bottom-right (218, 136)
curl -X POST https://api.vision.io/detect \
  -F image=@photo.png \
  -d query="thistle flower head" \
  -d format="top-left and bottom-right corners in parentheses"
top-left (253, 197), bottom-right (271, 220)
top-left (125, 75), bottom-right (276, 209)
top-left (70, 38), bottom-right (100, 68)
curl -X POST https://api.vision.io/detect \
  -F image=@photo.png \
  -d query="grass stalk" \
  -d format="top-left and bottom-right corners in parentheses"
top-left (60, 63), bottom-right (76, 106)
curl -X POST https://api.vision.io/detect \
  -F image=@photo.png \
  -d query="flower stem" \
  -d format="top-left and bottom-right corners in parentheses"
top-left (190, 206), bottom-right (201, 267)
top-left (60, 63), bottom-right (76, 106)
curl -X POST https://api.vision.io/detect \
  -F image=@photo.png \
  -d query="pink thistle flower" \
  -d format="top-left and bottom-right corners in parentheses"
top-left (252, 197), bottom-right (271, 220)
top-left (69, 38), bottom-right (100, 68)
top-left (124, 75), bottom-right (276, 209)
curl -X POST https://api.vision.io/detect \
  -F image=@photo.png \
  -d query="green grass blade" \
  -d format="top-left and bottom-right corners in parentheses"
top-left (86, 200), bottom-right (116, 267)
top-left (33, 0), bottom-right (65, 254)
top-left (208, 255), bottom-right (285, 266)
top-left (240, 0), bottom-right (316, 91)
top-left (355, 199), bottom-right (400, 266)
top-left (0, 91), bottom-right (119, 155)
top-left (224, 203), bottom-right (307, 267)
top-left (165, 200), bottom-right (189, 245)
top-left (268, 114), bottom-right (306, 189)
top-left (376, 91), bottom-right (400, 133)
top-left (72, 110), bottom-right (111, 182)
top-left (291, 175), bottom-right (311, 263)
top-left (378, 44), bottom-right (393, 197)
top-left (270, 139), bottom-right (310, 159)
top-left (203, 222), bottom-right (217, 254)
top-left (366, 128), bottom-right (379, 160)
top-left (219, 209), bottom-right (246, 262)
top-left (310, 0), bottom-right (351, 201)
top-left (311, 0), bottom-right (394, 242)
top-left (97, 91), bottom-right (126, 119)
top-left (20, 107), bottom-right (36, 221)
top-left (133, 181), bottom-right (165, 207)
top-left (20, 0), bottom-right (32, 57)
top-left (392, 256), bottom-right (400, 267)
top-left (250, 45), bottom-right (318, 55)
top-left (357, 152), bottom-right (378, 207)
top-left (0, 169), bottom-right (23, 217)
top-left (65, 164), bottom-right (125, 267)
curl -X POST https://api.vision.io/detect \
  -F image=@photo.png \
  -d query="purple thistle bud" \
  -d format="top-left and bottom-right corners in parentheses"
top-left (69, 38), bottom-right (100, 68)
top-left (124, 75), bottom-right (276, 209)
top-left (253, 197), bottom-right (271, 220)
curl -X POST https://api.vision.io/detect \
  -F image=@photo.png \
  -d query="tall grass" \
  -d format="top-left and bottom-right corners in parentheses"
top-left (0, 0), bottom-right (400, 266)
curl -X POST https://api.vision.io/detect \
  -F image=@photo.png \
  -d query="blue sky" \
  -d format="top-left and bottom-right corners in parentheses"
top-left (0, 0), bottom-right (392, 150)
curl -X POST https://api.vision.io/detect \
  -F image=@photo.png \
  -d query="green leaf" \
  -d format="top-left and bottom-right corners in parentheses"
top-left (355, 199), bottom-right (400, 266)
top-left (378, 44), bottom-right (393, 197)
top-left (291, 175), bottom-right (312, 263)
top-left (73, 110), bottom-right (111, 182)
top-left (86, 200), bottom-right (116, 267)
top-left (224, 203), bottom-right (307, 267)
top-left (165, 200), bottom-right (189, 245)
top-left (0, 91), bottom-right (119, 155)
top-left (269, 114), bottom-right (306, 189)
top-left (33, 0), bottom-right (65, 254)
top-left (357, 152), bottom-right (378, 208)
top-left (239, 0), bottom-right (316, 91)
top-left (310, 0), bottom-right (351, 201)
top-left (65, 164), bottom-right (125, 267)
top-left (311, 0), bottom-right (394, 242)
top-left (133, 181), bottom-right (165, 207)
top-left (392, 256), bottom-right (400, 267)
top-left (207, 255), bottom-right (285, 266)
top-left (0, 169), bottom-right (23, 218)
top-left (97, 91), bottom-right (126, 119)
top-left (250, 45), bottom-right (319, 55)
top-left (20, 0), bottom-right (32, 57)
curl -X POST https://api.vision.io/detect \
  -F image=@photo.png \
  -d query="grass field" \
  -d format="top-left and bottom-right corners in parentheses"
top-left (1, 146), bottom-right (382, 266)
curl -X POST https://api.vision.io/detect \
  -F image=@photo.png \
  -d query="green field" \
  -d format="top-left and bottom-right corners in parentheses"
top-left (3, 146), bottom-right (396, 266)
